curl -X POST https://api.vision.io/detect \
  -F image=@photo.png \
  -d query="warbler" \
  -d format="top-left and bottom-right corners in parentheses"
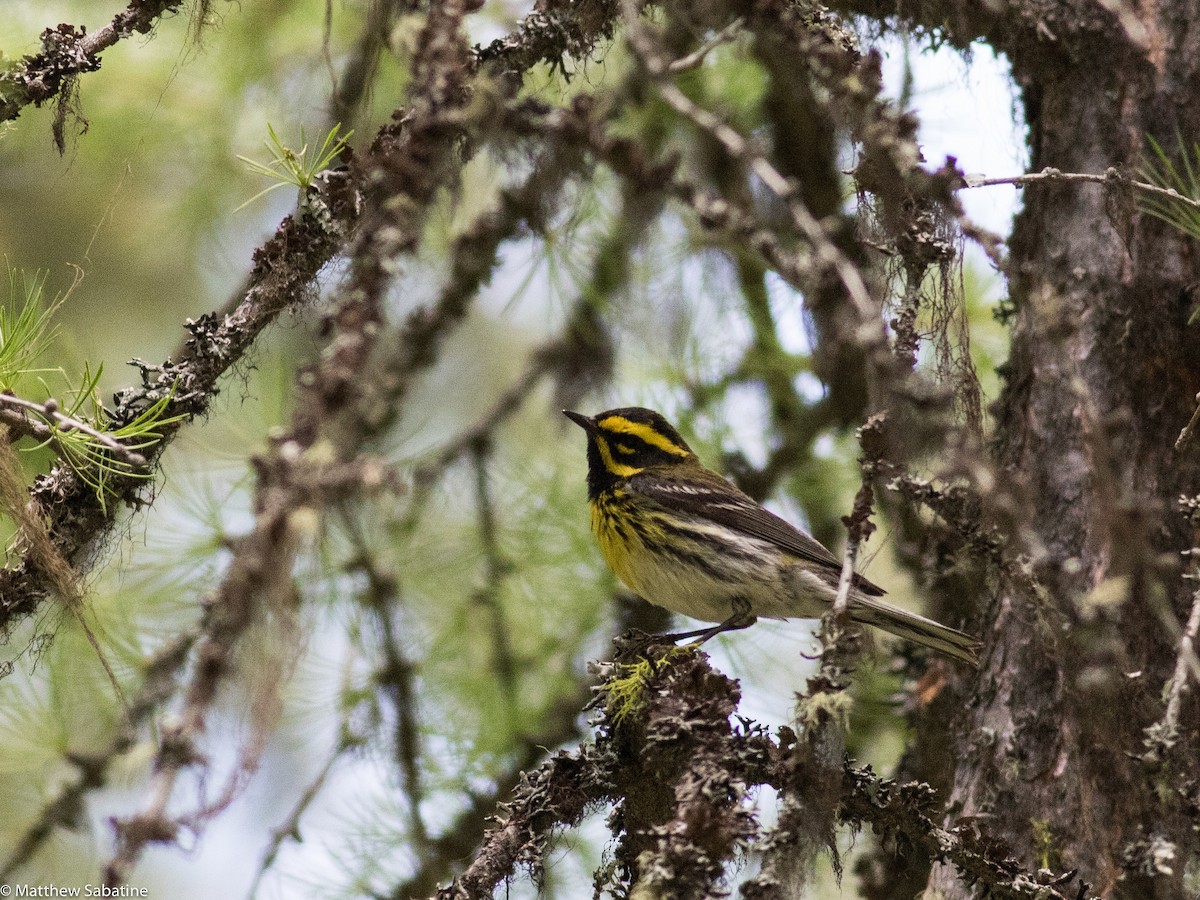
top-left (564, 406), bottom-right (979, 665)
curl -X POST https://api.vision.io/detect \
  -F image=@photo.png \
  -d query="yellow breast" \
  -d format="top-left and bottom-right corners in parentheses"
top-left (589, 492), bottom-right (646, 594)
top-left (586, 486), bottom-right (795, 623)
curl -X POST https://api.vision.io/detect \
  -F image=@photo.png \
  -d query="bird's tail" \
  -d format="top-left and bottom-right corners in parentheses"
top-left (850, 594), bottom-right (980, 666)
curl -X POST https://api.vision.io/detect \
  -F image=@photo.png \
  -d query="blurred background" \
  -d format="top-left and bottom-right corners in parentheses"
top-left (0, 1), bottom-right (1024, 896)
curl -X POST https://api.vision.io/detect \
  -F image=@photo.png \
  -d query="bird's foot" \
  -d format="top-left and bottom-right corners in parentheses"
top-left (662, 599), bottom-right (757, 647)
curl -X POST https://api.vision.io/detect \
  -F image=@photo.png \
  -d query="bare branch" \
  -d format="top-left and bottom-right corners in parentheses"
top-left (470, 442), bottom-right (518, 699)
top-left (840, 765), bottom-right (1094, 900)
top-left (1163, 581), bottom-right (1200, 729)
top-left (832, 418), bottom-right (883, 616)
top-left (964, 165), bottom-right (1200, 215)
top-left (244, 722), bottom-right (351, 899)
top-left (1175, 392), bottom-right (1200, 451)
top-left (105, 0), bottom-right (485, 882)
top-left (340, 509), bottom-right (429, 849)
top-left (0, 629), bottom-right (198, 881)
top-left (666, 18), bottom-right (743, 72)
top-left (1143, 564), bottom-right (1200, 762)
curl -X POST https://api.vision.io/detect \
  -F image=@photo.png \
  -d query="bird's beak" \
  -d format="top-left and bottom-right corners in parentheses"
top-left (562, 409), bottom-right (595, 432)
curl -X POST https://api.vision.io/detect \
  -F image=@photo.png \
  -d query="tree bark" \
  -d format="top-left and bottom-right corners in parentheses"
top-left (831, 3), bottom-right (1200, 896)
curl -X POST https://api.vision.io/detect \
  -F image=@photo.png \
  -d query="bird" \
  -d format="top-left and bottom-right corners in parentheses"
top-left (564, 406), bottom-right (979, 665)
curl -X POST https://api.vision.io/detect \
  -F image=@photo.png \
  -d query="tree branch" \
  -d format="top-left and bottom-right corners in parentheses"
top-left (964, 165), bottom-right (1200, 215)
top-left (840, 764), bottom-right (1095, 900)
top-left (619, 0), bottom-right (876, 321)
top-left (0, 0), bottom-right (187, 140)
top-left (104, 0), bottom-right (485, 882)
top-left (0, 393), bottom-right (150, 471)
top-left (0, 629), bottom-right (198, 880)
top-left (0, 167), bottom-right (360, 637)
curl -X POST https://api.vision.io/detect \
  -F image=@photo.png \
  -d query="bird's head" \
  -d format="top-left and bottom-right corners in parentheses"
top-left (563, 407), bottom-right (696, 497)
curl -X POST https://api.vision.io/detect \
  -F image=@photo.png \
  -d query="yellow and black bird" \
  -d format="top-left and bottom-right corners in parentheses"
top-left (564, 406), bottom-right (979, 665)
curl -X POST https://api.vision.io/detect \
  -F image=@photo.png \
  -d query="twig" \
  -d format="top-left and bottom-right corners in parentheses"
top-left (0, 628), bottom-right (198, 880)
top-left (839, 764), bottom-right (1093, 900)
top-left (245, 719), bottom-right (352, 900)
top-left (0, 429), bottom-right (131, 718)
top-left (470, 441), bottom-right (518, 699)
top-left (340, 508), bottom-right (429, 848)
top-left (361, 137), bottom-right (584, 450)
top-left (105, 0), bottom-right (484, 882)
top-left (1175, 392), bottom-right (1200, 451)
top-left (509, 98), bottom-right (870, 355)
top-left (104, 476), bottom-right (305, 886)
top-left (724, 256), bottom-right (822, 499)
top-left (831, 527), bottom-right (862, 618)
top-left (410, 362), bottom-right (548, 495)
top-left (751, 422), bottom-right (884, 895)
top-left (833, 449), bottom-right (880, 616)
top-left (0, 165), bottom-right (359, 636)
top-left (964, 166), bottom-right (1200, 214)
top-left (618, 0), bottom-right (877, 323)
top-left (1160, 575), bottom-right (1200, 739)
top-left (0, 393), bottom-right (148, 469)
top-left (472, 0), bottom-right (623, 75)
top-left (395, 682), bottom-right (594, 899)
top-left (666, 18), bottom-right (743, 72)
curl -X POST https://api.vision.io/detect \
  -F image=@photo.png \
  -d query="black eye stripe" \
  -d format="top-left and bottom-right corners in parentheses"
top-left (601, 431), bottom-right (654, 455)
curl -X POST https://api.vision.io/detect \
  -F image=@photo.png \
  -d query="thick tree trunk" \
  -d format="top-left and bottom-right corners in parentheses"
top-left (904, 6), bottom-right (1200, 897)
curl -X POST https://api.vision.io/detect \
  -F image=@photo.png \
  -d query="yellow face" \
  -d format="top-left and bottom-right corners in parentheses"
top-left (590, 412), bottom-right (691, 477)
top-left (564, 407), bottom-right (694, 497)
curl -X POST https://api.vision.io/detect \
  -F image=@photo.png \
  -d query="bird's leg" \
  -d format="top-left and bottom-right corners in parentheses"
top-left (662, 597), bottom-right (757, 646)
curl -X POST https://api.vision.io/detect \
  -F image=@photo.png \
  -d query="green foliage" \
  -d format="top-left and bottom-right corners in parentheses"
top-left (1139, 135), bottom-right (1200, 245)
top-left (235, 122), bottom-right (353, 210)
top-left (48, 364), bottom-right (182, 510)
top-left (0, 268), bottom-right (61, 390)
top-left (1140, 135), bottom-right (1200, 325)
top-left (0, 271), bottom-right (183, 510)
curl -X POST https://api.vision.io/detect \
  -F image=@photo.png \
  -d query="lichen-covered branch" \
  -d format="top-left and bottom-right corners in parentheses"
top-left (105, 0), bottom-right (484, 881)
top-left (0, 0), bottom-right (186, 134)
top-left (0, 168), bottom-right (360, 636)
top-left (0, 0), bottom-right (630, 642)
top-left (840, 765), bottom-right (1095, 899)
top-left (440, 645), bottom-right (1084, 899)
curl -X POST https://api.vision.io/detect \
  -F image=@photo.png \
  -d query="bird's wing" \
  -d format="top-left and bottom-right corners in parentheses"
top-left (631, 476), bottom-right (885, 596)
